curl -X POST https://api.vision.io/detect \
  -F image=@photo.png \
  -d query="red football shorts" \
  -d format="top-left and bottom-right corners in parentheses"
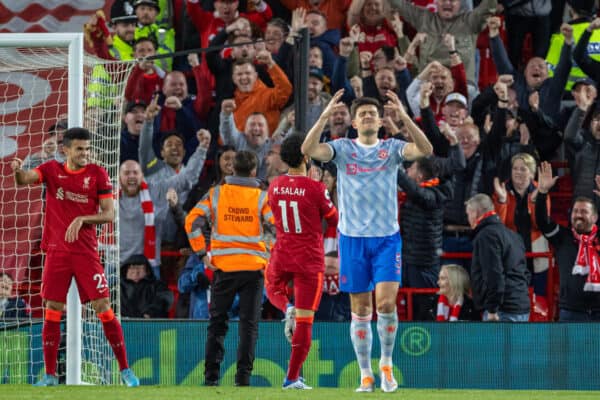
top-left (41, 250), bottom-right (110, 303)
top-left (267, 266), bottom-right (324, 312)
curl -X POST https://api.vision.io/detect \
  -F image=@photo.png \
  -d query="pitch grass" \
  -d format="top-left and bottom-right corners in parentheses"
top-left (5, 386), bottom-right (600, 400)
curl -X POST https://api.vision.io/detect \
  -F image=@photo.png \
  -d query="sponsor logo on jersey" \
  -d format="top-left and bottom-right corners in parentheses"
top-left (56, 187), bottom-right (64, 200)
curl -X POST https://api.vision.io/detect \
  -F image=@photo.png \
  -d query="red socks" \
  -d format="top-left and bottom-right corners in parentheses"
top-left (286, 315), bottom-right (314, 381)
top-left (98, 309), bottom-right (129, 370)
top-left (42, 309), bottom-right (62, 376)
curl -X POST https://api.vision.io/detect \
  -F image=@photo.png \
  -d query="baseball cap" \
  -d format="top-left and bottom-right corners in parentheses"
top-left (444, 92), bottom-right (468, 108)
top-left (571, 77), bottom-right (595, 91)
top-left (309, 67), bottom-right (325, 82)
top-left (48, 118), bottom-right (68, 133)
top-left (125, 99), bottom-right (147, 113)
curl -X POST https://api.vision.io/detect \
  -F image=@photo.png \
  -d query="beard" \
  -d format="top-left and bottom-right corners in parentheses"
top-left (361, 128), bottom-right (378, 137)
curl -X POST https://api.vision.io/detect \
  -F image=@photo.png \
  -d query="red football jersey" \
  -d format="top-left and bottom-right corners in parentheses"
top-left (268, 174), bottom-right (337, 273)
top-left (34, 160), bottom-right (113, 255)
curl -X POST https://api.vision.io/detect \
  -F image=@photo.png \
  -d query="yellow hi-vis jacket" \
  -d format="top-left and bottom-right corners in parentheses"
top-left (546, 20), bottom-right (600, 91)
top-left (185, 179), bottom-right (274, 272)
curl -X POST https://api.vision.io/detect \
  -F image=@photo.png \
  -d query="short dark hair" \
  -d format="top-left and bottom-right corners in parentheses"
top-left (573, 196), bottom-right (598, 215)
top-left (280, 132), bottom-right (306, 168)
top-left (160, 131), bottom-right (184, 148)
top-left (232, 59), bottom-right (255, 72)
top-left (233, 150), bottom-right (258, 177)
top-left (134, 36), bottom-right (157, 50)
top-left (62, 127), bottom-right (91, 147)
top-left (414, 157), bottom-right (438, 181)
top-left (350, 97), bottom-right (382, 119)
top-left (267, 17), bottom-right (290, 36)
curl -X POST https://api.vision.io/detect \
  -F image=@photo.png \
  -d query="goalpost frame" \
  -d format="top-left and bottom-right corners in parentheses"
top-left (0, 32), bottom-right (84, 385)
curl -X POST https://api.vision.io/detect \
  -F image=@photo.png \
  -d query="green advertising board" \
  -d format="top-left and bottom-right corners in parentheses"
top-left (1, 321), bottom-right (599, 389)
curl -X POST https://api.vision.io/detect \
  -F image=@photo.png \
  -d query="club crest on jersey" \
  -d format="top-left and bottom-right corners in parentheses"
top-left (346, 163), bottom-right (358, 175)
top-left (83, 176), bottom-right (91, 189)
top-left (378, 149), bottom-right (389, 159)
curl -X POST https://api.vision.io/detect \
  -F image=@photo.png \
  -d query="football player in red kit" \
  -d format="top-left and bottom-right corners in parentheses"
top-left (11, 127), bottom-right (139, 387)
top-left (266, 133), bottom-right (338, 390)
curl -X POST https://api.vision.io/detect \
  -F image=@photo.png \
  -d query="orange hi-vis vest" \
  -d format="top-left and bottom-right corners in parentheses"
top-left (185, 181), bottom-right (274, 272)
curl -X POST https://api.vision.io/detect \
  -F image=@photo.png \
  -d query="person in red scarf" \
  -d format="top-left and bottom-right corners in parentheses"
top-left (535, 162), bottom-right (600, 321)
top-left (466, 193), bottom-right (531, 321)
top-left (435, 264), bottom-right (479, 321)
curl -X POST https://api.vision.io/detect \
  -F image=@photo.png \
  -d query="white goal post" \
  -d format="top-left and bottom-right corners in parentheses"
top-left (0, 33), bottom-right (131, 385)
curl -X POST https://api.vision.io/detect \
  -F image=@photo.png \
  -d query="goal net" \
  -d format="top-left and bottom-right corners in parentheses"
top-left (0, 34), bottom-right (133, 384)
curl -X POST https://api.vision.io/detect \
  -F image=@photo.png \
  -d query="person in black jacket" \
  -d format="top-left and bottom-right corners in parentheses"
top-left (466, 194), bottom-right (531, 321)
top-left (120, 254), bottom-right (174, 318)
top-left (398, 140), bottom-right (460, 319)
top-left (535, 161), bottom-right (600, 321)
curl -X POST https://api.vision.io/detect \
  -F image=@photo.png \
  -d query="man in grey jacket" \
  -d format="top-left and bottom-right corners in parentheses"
top-left (389, 0), bottom-right (497, 84)
top-left (219, 99), bottom-right (273, 182)
top-left (139, 98), bottom-right (211, 245)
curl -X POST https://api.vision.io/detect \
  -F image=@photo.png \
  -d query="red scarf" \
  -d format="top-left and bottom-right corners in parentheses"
top-left (436, 294), bottom-right (462, 321)
top-left (475, 210), bottom-right (497, 227)
top-left (120, 181), bottom-right (157, 266)
top-left (398, 177), bottom-right (440, 204)
top-left (571, 225), bottom-right (600, 292)
top-left (323, 274), bottom-right (340, 296)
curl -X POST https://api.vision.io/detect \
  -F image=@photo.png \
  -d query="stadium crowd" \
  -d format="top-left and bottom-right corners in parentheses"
top-left (10, 0), bottom-right (600, 326)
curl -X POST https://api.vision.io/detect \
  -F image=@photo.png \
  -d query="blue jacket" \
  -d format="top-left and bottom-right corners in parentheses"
top-left (311, 29), bottom-right (341, 78)
top-left (120, 128), bottom-right (140, 164)
top-left (178, 254), bottom-right (210, 319)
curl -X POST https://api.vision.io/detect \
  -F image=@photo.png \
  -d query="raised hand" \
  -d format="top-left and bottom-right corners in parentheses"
top-left (589, 17), bottom-right (600, 31)
top-left (10, 158), bottom-right (23, 172)
top-left (561, 23), bottom-right (574, 45)
top-left (166, 187), bottom-right (178, 207)
top-left (359, 51), bottom-right (373, 70)
top-left (519, 123), bottom-right (530, 145)
top-left (386, 90), bottom-right (407, 117)
top-left (144, 94), bottom-right (161, 120)
top-left (443, 33), bottom-right (456, 52)
top-left (389, 13), bottom-right (404, 37)
top-left (221, 98), bottom-right (236, 115)
top-left (164, 96), bottom-right (182, 110)
top-left (537, 161), bottom-right (558, 194)
top-left (339, 37), bottom-right (355, 58)
top-left (290, 8), bottom-right (307, 34)
top-left (350, 75), bottom-right (363, 98)
top-left (493, 177), bottom-right (507, 203)
top-left (255, 49), bottom-right (274, 67)
top-left (187, 53), bottom-right (200, 68)
top-left (528, 91), bottom-right (539, 112)
top-left (320, 89), bottom-right (345, 119)
top-left (487, 16), bottom-right (501, 37)
top-left (497, 74), bottom-right (514, 87)
top-left (196, 129), bottom-right (211, 149)
top-left (349, 24), bottom-right (364, 45)
top-left (439, 121), bottom-right (458, 145)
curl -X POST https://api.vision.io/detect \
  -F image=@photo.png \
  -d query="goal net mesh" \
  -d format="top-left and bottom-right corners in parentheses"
top-left (0, 45), bottom-right (132, 384)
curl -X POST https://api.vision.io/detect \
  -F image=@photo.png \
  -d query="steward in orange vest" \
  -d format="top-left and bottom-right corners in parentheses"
top-left (184, 150), bottom-right (274, 386)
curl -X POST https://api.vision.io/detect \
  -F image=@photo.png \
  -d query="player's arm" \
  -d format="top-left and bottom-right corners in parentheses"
top-left (387, 90), bottom-right (433, 161)
top-left (10, 158), bottom-right (41, 186)
top-left (65, 197), bottom-right (115, 243)
top-left (301, 89), bottom-right (345, 162)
